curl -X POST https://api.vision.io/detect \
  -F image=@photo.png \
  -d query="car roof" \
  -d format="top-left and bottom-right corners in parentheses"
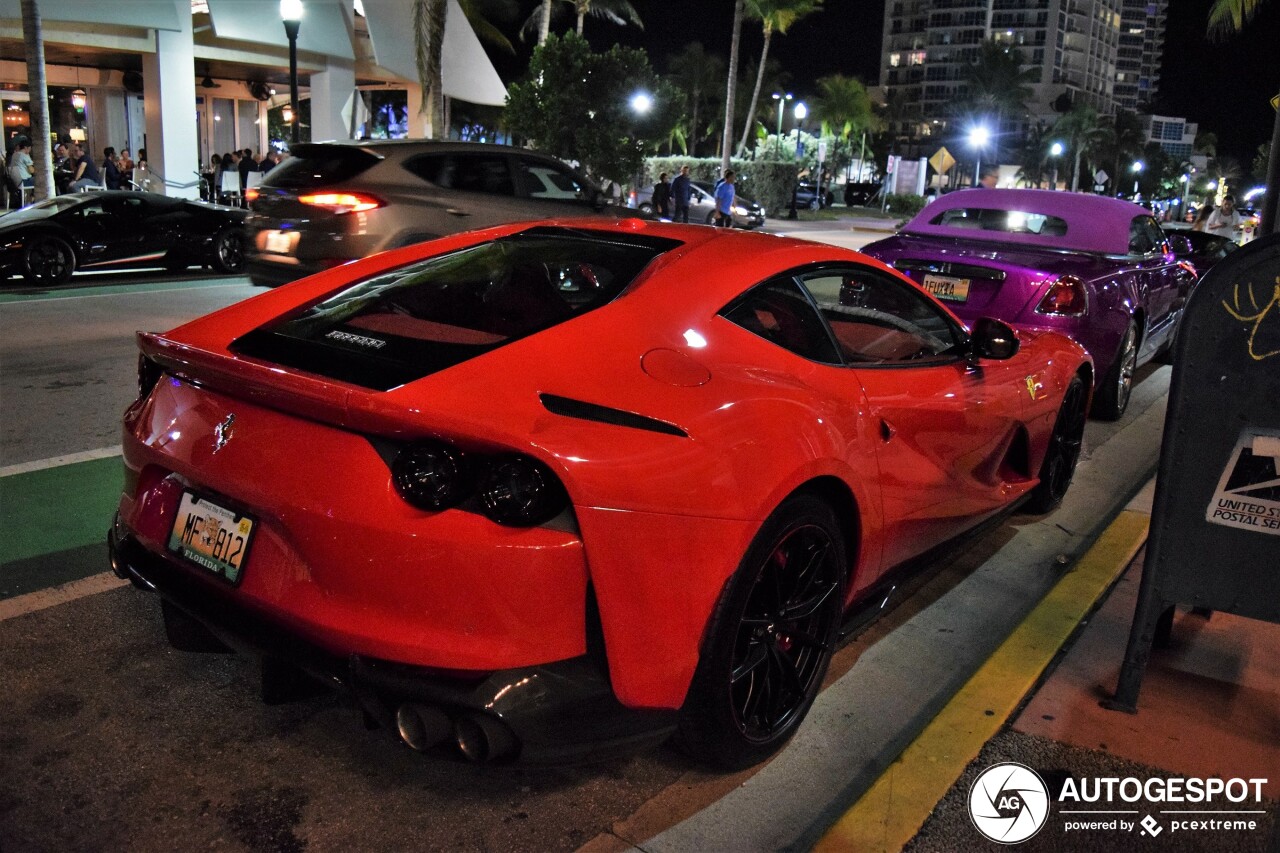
top-left (903, 188), bottom-right (1154, 255)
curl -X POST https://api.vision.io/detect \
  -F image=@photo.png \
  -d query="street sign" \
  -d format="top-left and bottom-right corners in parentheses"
top-left (1094, 169), bottom-right (1109, 185)
top-left (818, 141), bottom-right (828, 163)
top-left (1272, 93), bottom-right (1279, 112)
top-left (928, 146), bottom-right (955, 174)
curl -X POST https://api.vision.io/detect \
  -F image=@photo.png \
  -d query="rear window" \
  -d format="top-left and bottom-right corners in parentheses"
top-left (264, 145), bottom-right (380, 189)
top-left (931, 207), bottom-right (1068, 237)
top-left (231, 227), bottom-right (681, 390)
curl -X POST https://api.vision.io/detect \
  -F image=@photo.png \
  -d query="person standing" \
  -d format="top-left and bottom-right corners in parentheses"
top-left (651, 171), bottom-right (671, 219)
top-left (102, 147), bottom-right (123, 190)
top-left (69, 143), bottom-right (102, 191)
top-left (671, 165), bottom-right (692, 223)
top-left (1204, 194), bottom-right (1242, 240)
top-left (714, 169), bottom-right (736, 228)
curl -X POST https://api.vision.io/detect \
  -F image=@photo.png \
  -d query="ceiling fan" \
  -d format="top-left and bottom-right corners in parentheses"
top-left (200, 68), bottom-right (221, 89)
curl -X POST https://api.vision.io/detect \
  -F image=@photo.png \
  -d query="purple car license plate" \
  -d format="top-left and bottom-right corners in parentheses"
top-left (922, 273), bottom-right (970, 303)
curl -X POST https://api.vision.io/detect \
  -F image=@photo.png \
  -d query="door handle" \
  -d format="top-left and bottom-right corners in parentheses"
top-left (445, 208), bottom-right (471, 217)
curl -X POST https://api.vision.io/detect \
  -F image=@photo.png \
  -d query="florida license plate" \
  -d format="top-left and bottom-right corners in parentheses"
top-left (168, 491), bottom-right (255, 584)
top-left (263, 229), bottom-right (298, 255)
top-left (922, 273), bottom-right (971, 303)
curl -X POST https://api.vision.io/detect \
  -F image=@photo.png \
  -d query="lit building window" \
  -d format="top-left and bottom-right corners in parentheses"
top-left (908, 50), bottom-right (927, 65)
top-left (890, 52), bottom-right (902, 67)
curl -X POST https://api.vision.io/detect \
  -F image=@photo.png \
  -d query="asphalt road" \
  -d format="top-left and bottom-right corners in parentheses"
top-left (0, 264), bottom-right (1175, 851)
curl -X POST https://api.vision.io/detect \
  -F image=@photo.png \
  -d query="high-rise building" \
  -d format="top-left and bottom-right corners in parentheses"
top-left (1115, 0), bottom-right (1168, 112)
top-left (878, 0), bottom-right (1144, 148)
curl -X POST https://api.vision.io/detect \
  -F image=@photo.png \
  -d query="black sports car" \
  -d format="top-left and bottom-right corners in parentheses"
top-left (1163, 225), bottom-right (1239, 277)
top-left (1, 191), bottom-right (247, 285)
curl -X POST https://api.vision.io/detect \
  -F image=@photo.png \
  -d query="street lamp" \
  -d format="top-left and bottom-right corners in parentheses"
top-left (281, 0), bottom-right (304, 145)
top-left (1049, 141), bottom-right (1064, 190)
top-left (969, 124), bottom-right (990, 187)
top-left (787, 101), bottom-right (808, 219)
top-left (1179, 172), bottom-right (1191, 220)
top-left (1131, 160), bottom-right (1143, 198)
top-left (771, 92), bottom-right (793, 158)
top-left (629, 92), bottom-right (652, 114)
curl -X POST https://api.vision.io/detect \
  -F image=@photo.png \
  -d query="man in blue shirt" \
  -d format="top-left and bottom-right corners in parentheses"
top-left (714, 169), bottom-right (736, 228)
top-left (69, 143), bottom-right (101, 192)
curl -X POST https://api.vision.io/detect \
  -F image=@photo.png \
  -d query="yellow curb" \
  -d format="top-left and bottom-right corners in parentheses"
top-left (815, 510), bottom-right (1151, 852)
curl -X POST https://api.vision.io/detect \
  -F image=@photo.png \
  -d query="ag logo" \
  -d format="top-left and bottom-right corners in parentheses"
top-left (968, 762), bottom-right (1050, 844)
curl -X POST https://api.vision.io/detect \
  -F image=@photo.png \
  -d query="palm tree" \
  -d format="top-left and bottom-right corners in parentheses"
top-left (1052, 102), bottom-right (1106, 192)
top-left (20, 0), bottom-right (55, 200)
top-left (523, 0), bottom-right (641, 40)
top-left (1210, 0), bottom-right (1278, 232)
top-left (456, 0), bottom-right (516, 54)
top-left (414, 0), bottom-right (447, 138)
top-left (961, 40), bottom-right (1036, 166)
top-left (1097, 110), bottom-right (1146, 194)
top-left (735, 0), bottom-right (822, 157)
top-left (720, 0), bottom-right (745, 172)
top-left (812, 74), bottom-right (877, 140)
top-left (668, 43), bottom-right (725, 157)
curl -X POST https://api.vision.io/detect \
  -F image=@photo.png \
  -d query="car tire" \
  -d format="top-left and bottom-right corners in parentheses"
top-left (678, 493), bottom-right (846, 770)
top-left (1026, 374), bottom-right (1087, 513)
top-left (1093, 321), bottom-right (1137, 421)
top-left (212, 228), bottom-right (246, 273)
top-left (704, 211), bottom-right (716, 225)
top-left (21, 234), bottom-right (76, 285)
top-left (638, 202), bottom-right (654, 215)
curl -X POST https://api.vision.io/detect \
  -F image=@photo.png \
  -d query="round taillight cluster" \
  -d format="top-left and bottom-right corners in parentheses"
top-left (392, 442), bottom-right (568, 527)
top-left (1035, 275), bottom-right (1089, 316)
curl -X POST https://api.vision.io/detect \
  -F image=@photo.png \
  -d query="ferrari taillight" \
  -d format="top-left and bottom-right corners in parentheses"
top-left (1036, 275), bottom-right (1089, 316)
top-left (391, 442), bottom-right (569, 526)
top-left (297, 192), bottom-right (383, 214)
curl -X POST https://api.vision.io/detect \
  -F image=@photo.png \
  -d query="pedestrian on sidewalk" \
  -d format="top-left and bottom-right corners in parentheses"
top-left (714, 169), bottom-right (736, 228)
top-left (671, 165), bottom-right (692, 223)
top-left (652, 172), bottom-right (671, 219)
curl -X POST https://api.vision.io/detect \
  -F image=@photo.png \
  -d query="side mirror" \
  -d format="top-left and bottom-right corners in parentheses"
top-left (1167, 234), bottom-right (1193, 256)
top-left (970, 317), bottom-right (1020, 361)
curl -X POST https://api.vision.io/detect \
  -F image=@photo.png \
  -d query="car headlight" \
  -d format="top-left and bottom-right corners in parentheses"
top-left (477, 455), bottom-right (568, 526)
top-left (392, 442), bottom-right (474, 511)
top-left (734, 206), bottom-right (748, 215)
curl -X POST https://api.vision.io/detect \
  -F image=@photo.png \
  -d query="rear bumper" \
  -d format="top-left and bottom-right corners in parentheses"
top-left (108, 520), bottom-right (677, 763)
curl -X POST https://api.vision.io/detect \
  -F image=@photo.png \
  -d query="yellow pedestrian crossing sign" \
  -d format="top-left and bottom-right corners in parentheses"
top-left (929, 147), bottom-right (956, 174)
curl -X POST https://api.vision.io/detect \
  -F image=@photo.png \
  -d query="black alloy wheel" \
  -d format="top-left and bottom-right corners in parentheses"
top-left (212, 228), bottom-right (246, 273)
top-left (679, 494), bottom-right (846, 770)
top-left (1027, 375), bottom-right (1088, 513)
top-left (22, 235), bottom-right (75, 285)
top-left (1093, 321), bottom-right (1137, 421)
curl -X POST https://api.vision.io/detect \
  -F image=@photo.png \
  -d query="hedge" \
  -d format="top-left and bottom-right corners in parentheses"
top-left (641, 157), bottom-right (808, 216)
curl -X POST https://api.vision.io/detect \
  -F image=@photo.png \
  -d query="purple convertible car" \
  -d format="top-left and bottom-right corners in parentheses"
top-left (863, 190), bottom-right (1197, 419)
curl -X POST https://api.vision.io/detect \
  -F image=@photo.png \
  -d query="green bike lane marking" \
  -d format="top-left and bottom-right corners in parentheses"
top-left (1, 457), bottom-right (123, 590)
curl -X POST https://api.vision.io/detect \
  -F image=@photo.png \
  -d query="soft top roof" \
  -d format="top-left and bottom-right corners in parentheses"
top-left (902, 188), bottom-right (1154, 255)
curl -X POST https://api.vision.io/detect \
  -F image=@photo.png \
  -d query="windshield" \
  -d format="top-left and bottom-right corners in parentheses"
top-left (0, 195), bottom-right (84, 224)
top-left (232, 227), bottom-right (681, 390)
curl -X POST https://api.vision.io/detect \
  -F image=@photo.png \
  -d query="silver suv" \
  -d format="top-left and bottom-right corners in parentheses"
top-left (245, 140), bottom-right (615, 286)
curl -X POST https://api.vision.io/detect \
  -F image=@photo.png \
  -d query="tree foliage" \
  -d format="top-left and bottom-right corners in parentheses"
top-left (505, 33), bottom-right (679, 182)
top-left (666, 42), bottom-right (726, 157)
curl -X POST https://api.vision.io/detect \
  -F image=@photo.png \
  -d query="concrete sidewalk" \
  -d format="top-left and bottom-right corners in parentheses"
top-left (826, 481), bottom-right (1280, 852)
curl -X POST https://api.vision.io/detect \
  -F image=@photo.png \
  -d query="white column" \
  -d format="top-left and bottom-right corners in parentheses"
top-left (307, 60), bottom-right (356, 142)
top-left (140, 1), bottom-right (198, 198)
top-left (403, 83), bottom-right (429, 138)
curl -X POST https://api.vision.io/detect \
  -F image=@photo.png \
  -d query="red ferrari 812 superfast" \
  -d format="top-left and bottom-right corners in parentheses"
top-left (110, 218), bottom-right (1092, 769)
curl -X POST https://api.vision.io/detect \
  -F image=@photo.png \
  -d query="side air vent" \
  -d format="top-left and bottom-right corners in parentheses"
top-left (539, 394), bottom-right (687, 437)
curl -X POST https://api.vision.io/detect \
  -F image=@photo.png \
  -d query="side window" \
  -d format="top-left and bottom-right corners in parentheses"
top-left (403, 154), bottom-right (515, 196)
top-left (798, 267), bottom-right (962, 364)
top-left (517, 159), bottom-right (588, 201)
top-left (721, 278), bottom-right (839, 363)
top-left (1128, 215), bottom-right (1165, 255)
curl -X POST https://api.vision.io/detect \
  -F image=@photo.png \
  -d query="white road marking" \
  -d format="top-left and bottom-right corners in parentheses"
top-left (0, 446), bottom-right (122, 478)
top-left (2, 282), bottom-right (245, 304)
top-left (0, 572), bottom-right (129, 622)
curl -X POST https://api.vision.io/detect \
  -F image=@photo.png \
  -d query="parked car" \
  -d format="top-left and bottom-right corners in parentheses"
top-left (630, 181), bottom-right (766, 229)
top-left (244, 140), bottom-right (618, 287)
top-left (792, 181), bottom-right (835, 210)
top-left (862, 189), bottom-right (1197, 420)
top-left (109, 219), bottom-right (1090, 769)
top-left (1163, 225), bottom-right (1238, 276)
top-left (843, 181), bottom-right (880, 207)
top-left (0, 191), bottom-right (247, 285)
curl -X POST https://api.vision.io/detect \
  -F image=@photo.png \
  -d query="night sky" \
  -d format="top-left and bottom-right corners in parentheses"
top-left (490, 0), bottom-right (1277, 174)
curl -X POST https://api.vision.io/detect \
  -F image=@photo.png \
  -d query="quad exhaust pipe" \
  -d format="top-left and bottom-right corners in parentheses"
top-left (394, 703), bottom-right (518, 762)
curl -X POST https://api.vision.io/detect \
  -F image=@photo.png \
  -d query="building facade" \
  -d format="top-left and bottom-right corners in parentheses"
top-left (1114, 0), bottom-right (1167, 112)
top-left (877, 0), bottom-right (1130, 145)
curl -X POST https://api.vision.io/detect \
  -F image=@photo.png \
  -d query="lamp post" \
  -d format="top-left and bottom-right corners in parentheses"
top-left (787, 101), bottom-right (807, 219)
top-left (1131, 160), bottom-right (1143, 198)
top-left (1179, 172), bottom-right (1191, 221)
top-left (771, 92), bottom-right (793, 158)
top-left (1049, 141), bottom-right (1064, 190)
top-left (281, 0), bottom-right (303, 145)
top-left (969, 124), bottom-right (990, 187)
